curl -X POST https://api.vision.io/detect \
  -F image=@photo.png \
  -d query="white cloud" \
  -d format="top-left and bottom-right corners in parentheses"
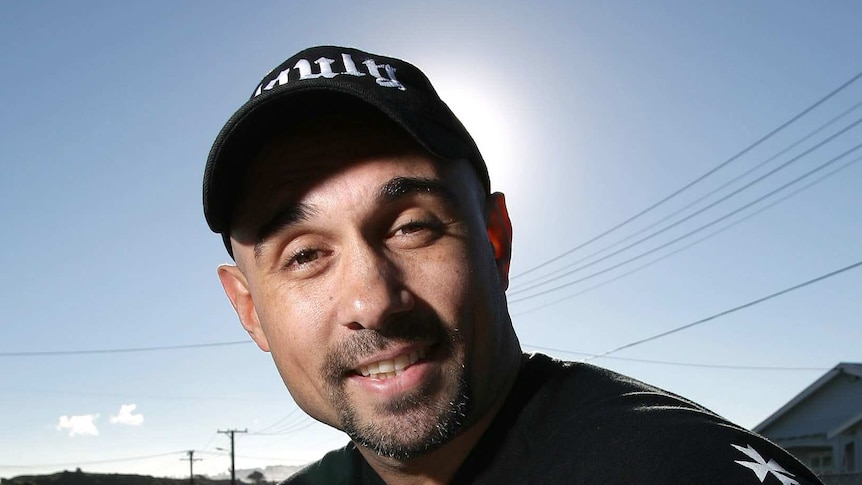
top-left (57, 414), bottom-right (99, 437)
top-left (110, 403), bottom-right (143, 426)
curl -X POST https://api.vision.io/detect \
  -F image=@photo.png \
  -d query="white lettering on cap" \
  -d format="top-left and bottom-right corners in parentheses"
top-left (253, 53), bottom-right (406, 96)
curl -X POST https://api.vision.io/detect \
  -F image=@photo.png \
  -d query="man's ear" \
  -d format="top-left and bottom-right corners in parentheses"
top-left (485, 192), bottom-right (513, 289)
top-left (218, 264), bottom-right (271, 352)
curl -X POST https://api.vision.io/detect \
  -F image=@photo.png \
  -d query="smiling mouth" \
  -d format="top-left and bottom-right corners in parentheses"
top-left (356, 349), bottom-right (428, 380)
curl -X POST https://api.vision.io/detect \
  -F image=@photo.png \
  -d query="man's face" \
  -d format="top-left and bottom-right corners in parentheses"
top-left (218, 116), bottom-right (517, 459)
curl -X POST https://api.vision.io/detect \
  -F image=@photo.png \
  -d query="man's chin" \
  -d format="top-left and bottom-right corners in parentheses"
top-left (347, 415), bottom-right (464, 460)
top-left (341, 392), bottom-right (469, 460)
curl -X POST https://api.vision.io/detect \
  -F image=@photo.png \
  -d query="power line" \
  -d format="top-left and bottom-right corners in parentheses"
top-left (248, 407), bottom-right (319, 437)
top-left (196, 449), bottom-right (313, 466)
top-left (508, 141), bottom-right (862, 302)
top-left (582, 259), bottom-right (862, 361)
top-left (0, 386), bottom-right (285, 402)
top-left (510, 118), bottom-right (862, 296)
top-left (0, 340), bottom-right (251, 357)
top-left (523, 345), bottom-right (830, 371)
top-left (510, 153), bottom-right (862, 315)
top-left (511, 69), bottom-right (862, 280)
top-left (0, 450), bottom-right (185, 469)
top-left (250, 419), bottom-right (317, 436)
top-left (250, 407), bottom-right (305, 434)
top-left (256, 408), bottom-right (316, 434)
top-left (512, 100), bottom-right (862, 291)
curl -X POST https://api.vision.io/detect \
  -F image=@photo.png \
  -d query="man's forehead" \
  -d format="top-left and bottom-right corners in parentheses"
top-left (240, 153), bottom-right (456, 219)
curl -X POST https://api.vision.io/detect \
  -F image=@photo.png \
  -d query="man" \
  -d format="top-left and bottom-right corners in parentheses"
top-left (204, 46), bottom-right (822, 485)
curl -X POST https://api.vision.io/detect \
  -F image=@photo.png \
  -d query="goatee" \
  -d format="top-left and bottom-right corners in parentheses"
top-left (321, 310), bottom-right (471, 459)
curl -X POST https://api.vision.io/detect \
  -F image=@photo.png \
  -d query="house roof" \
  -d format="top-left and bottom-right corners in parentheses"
top-left (753, 362), bottom-right (862, 434)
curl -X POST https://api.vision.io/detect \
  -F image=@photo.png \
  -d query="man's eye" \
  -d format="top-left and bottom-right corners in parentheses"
top-left (287, 248), bottom-right (321, 268)
top-left (395, 219), bottom-right (443, 236)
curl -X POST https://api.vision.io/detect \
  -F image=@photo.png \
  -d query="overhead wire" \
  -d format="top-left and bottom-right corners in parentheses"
top-left (511, 69), bottom-right (862, 281)
top-left (581, 259), bottom-right (862, 362)
top-left (196, 449), bottom-right (313, 465)
top-left (0, 340), bottom-right (251, 357)
top-left (510, 153), bottom-right (862, 314)
top-left (0, 386), bottom-right (285, 402)
top-left (249, 406), bottom-right (319, 436)
top-left (250, 418), bottom-right (317, 436)
top-left (510, 115), bottom-right (862, 296)
top-left (508, 136), bottom-right (862, 302)
top-left (523, 345), bottom-right (830, 371)
top-left (511, 99), bottom-right (862, 290)
top-left (250, 406), bottom-right (305, 434)
top-left (0, 450), bottom-right (186, 469)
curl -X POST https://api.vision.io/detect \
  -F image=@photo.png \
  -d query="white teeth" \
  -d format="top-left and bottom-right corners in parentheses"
top-left (394, 354), bottom-right (410, 370)
top-left (357, 350), bottom-right (425, 379)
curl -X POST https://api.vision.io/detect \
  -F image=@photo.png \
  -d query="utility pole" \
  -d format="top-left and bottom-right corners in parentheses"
top-left (180, 450), bottom-right (202, 485)
top-left (218, 428), bottom-right (247, 485)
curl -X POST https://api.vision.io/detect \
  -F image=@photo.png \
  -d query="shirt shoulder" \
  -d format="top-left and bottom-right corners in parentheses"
top-left (465, 353), bottom-right (825, 485)
top-left (281, 443), bottom-right (359, 485)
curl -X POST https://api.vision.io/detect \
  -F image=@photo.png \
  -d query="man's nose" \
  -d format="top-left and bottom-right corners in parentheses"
top-left (338, 242), bottom-right (415, 331)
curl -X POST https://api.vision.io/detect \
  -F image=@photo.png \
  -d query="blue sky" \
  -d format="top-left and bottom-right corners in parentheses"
top-left (1, 0), bottom-right (860, 479)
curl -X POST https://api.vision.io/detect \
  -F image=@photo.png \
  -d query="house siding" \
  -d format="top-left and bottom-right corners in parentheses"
top-left (761, 372), bottom-right (862, 440)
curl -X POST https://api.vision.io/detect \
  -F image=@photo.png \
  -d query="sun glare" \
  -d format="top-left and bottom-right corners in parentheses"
top-left (430, 66), bottom-right (527, 195)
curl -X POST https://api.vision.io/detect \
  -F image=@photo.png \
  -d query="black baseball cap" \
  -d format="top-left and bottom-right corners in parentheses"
top-left (203, 45), bottom-right (490, 256)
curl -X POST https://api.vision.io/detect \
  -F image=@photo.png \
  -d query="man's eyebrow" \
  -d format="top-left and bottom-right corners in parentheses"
top-left (376, 176), bottom-right (459, 206)
top-left (253, 202), bottom-right (316, 259)
top-left (251, 177), bottom-right (456, 259)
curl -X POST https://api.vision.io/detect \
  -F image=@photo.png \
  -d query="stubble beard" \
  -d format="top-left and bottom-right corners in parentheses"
top-left (322, 312), bottom-right (472, 460)
top-left (341, 366), bottom-right (469, 459)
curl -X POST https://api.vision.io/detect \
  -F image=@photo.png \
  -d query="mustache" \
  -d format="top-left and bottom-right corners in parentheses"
top-left (322, 310), bottom-right (451, 381)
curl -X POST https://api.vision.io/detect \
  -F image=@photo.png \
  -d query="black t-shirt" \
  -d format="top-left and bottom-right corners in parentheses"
top-left (285, 353), bottom-right (823, 484)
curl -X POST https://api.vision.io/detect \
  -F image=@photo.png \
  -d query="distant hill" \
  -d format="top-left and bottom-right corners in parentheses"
top-left (208, 465), bottom-right (304, 483)
top-left (1, 469), bottom-right (235, 485)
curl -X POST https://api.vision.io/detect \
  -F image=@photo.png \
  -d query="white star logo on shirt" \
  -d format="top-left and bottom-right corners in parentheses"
top-left (732, 443), bottom-right (800, 485)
